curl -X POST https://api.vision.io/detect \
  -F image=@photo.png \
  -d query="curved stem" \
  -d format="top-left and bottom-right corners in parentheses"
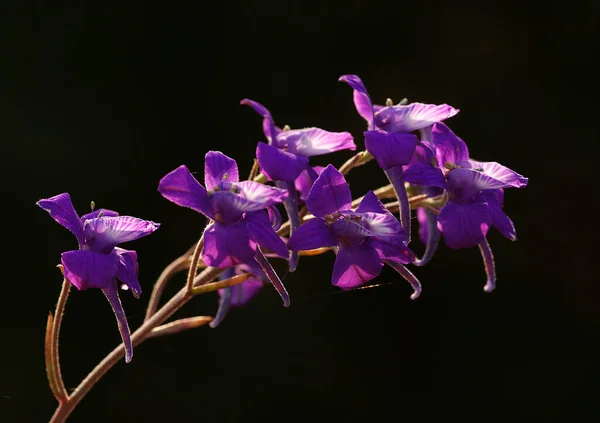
top-left (48, 266), bottom-right (222, 423)
top-left (46, 279), bottom-right (71, 403)
top-left (338, 150), bottom-right (373, 175)
top-left (186, 234), bottom-right (205, 294)
top-left (144, 252), bottom-right (192, 321)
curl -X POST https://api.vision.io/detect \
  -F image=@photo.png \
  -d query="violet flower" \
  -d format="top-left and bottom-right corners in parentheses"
top-left (339, 74), bottom-right (458, 242)
top-left (158, 151), bottom-right (292, 306)
top-left (210, 263), bottom-right (265, 328)
top-left (241, 98), bottom-right (356, 271)
top-left (37, 193), bottom-right (160, 362)
top-left (288, 165), bottom-right (421, 299)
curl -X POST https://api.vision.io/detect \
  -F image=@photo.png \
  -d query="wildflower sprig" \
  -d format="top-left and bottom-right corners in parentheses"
top-left (38, 74), bottom-right (527, 423)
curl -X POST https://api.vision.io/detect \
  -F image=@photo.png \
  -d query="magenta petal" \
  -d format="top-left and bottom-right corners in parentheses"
top-left (61, 249), bottom-right (119, 290)
top-left (102, 283), bottom-right (134, 363)
top-left (288, 218), bottom-right (336, 251)
top-left (338, 74), bottom-right (374, 127)
top-left (431, 122), bottom-right (470, 165)
top-left (158, 165), bottom-right (212, 218)
top-left (355, 190), bottom-right (388, 214)
top-left (375, 102), bottom-right (459, 133)
top-left (114, 247), bottom-right (141, 298)
top-left (240, 98), bottom-right (280, 142)
top-left (295, 166), bottom-right (324, 201)
top-left (37, 193), bottom-right (85, 245)
top-left (306, 165), bottom-right (352, 217)
top-left (83, 216), bottom-right (160, 254)
top-left (245, 211), bottom-right (289, 258)
top-left (204, 151), bottom-right (239, 189)
top-left (202, 222), bottom-right (257, 268)
top-left (256, 142), bottom-right (309, 182)
top-left (278, 128), bottom-right (356, 157)
top-left (364, 130), bottom-right (418, 169)
top-left (437, 201), bottom-right (491, 249)
top-left (80, 209), bottom-right (119, 222)
top-left (332, 243), bottom-right (383, 290)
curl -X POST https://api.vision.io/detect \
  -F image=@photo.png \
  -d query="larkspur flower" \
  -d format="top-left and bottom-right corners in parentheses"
top-left (339, 74), bottom-right (459, 241)
top-left (210, 263), bottom-right (265, 328)
top-left (288, 165), bottom-right (421, 298)
top-left (241, 98), bottom-right (356, 271)
top-left (407, 122), bottom-right (528, 291)
top-left (158, 151), bottom-right (292, 306)
top-left (37, 193), bottom-right (160, 362)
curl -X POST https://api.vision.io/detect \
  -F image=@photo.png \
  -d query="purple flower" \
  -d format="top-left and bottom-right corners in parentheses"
top-left (338, 74), bottom-right (459, 134)
top-left (339, 74), bottom-right (458, 241)
top-left (37, 193), bottom-right (160, 363)
top-left (158, 151), bottom-right (292, 306)
top-left (288, 165), bottom-right (421, 299)
top-left (242, 98), bottom-right (356, 271)
top-left (294, 165), bottom-right (325, 202)
top-left (210, 263), bottom-right (265, 328)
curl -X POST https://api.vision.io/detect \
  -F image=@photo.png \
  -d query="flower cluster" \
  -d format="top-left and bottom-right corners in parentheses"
top-left (38, 74), bottom-right (527, 364)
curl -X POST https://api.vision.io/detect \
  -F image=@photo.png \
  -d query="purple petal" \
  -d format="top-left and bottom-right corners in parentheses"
top-left (114, 247), bottom-right (141, 298)
top-left (210, 182), bottom-right (288, 224)
top-left (338, 74), bottom-right (374, 127)
top-left (359, 212), bottom-right (403, 238)
top-left (158, 165), bottom-right (213, 218)
top-left (355, 190), bottom-right (388, 214)
top-left (332, 243), bottom-right (383, 289)
top-left (295, 166), bottom-right (325, 201)
top-left (204, 151), bottom-right (239, 189)
top-left (37, 193), bottom-right (84, 245)
top-left (278, 128), bottom-right (356, 157)
top-left (202, 222), bottom-right (257, 268)
top-left (80, 209), bottom-right (119, 222)
top-left (210, 285), bottom-right (232, 328)
top-left (403, 163), bottom-right (447, 190)
top-left (364, 130), bottom-right (418, 169)
top-left (237, 181), bottom-right (288, 208)
top-left (374, 102), bottom-right (459, 133)
top-left (228, 278), bottom-right (264, 307)
top-left (431, 122), bottom-right (470, 166)
top-left (306, 164), bottom-right (352, 217)
top-left (61, 249), bottom-right (119, 290)
top-left (370, 237), bottom-right (415, 264)
top-left (446, 166), bottom-right (524, 200)
top-left (102, 283), bottom-right (134, 363)
top-left (240, 98), bottom-right (280, 143)
top-left (256, 142), bottom-right (309, 182)
top-left (475, 190), bottom-right (516, 240)
top-left (437, 201), bottom-right (491, 249)
top-left (414, 208), bottom-right (441, 267)
top-left (244, 211), bottom-right (289, 258)
top-left (288, 218), bottom-right (336, 251)
top-left (83, 216), bottom-right (160, 254)
top-left (458, 160), bottom-right (528, 188)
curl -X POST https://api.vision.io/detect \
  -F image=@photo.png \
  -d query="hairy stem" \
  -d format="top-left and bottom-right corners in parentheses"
top-left (46, 279), bottom-right (71, 403)
top-left (186, 234), bottom-right (205, 294)
top-left (48, 266), bottom-right (222, 423)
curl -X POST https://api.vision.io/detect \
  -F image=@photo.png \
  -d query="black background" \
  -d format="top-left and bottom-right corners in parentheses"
top-left (1, 1), bottom-right (598, 422)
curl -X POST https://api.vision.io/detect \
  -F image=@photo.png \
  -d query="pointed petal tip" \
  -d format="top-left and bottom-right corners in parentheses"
top-left (483, 281), bottom-right (496, 293)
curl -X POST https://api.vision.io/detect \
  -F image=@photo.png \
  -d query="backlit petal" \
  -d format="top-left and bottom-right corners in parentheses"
top-left (256, 142), bottom-right (309, 182)
top-left (437, 201), bottom-right (491, 249)
top-left (202, 222), bottom-right (257, 268)
top-left (158, 165), bottom-right (212, 218)
top-left (204, 151), bottom-right (239, 189)
top-left (374, 102), bottom-right (459, 133)
top-left (61, 249), bottom-right (119, 290)
top-left (114, 247), bottom-right (141, 298)
top-left (279, 128), bottom-right (355, 157)
top-left (332, 243), bottom-right (383, 289)
top-left (37, 193), bottom-right (84, 245)
top-left (83, 216), bottom-right (160, 254)
top-left (306, 165), bottom-right (352, 217)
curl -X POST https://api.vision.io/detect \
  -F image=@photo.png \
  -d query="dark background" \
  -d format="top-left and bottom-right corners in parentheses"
top-left (1, 1), bottom-right (598, 422)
